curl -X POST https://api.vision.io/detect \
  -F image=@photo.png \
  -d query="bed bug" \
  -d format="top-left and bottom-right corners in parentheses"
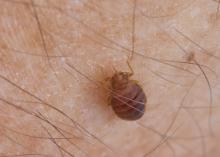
top-left (65, 0), bottom-right (146, 121)
top-left (66, 61), bottom-right (146, 121)
top-left (108, 0), bottom-right (146, 121)
top-left (109, 67), bottom-right (146, 121)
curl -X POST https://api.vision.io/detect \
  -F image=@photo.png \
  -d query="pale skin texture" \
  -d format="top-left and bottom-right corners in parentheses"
top-left (0, 0), bottom-right (220, 157)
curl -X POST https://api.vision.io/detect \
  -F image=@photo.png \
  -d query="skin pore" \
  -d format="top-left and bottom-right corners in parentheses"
top-left (0, 0), bottom-right (220, 157)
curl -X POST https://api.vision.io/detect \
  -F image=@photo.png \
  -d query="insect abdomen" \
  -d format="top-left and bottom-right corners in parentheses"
top-left (111, 82), bottom-right (146, 120)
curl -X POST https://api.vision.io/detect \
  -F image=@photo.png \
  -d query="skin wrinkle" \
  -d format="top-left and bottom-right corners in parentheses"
top-left (0, 0), bottom-right (220, 157)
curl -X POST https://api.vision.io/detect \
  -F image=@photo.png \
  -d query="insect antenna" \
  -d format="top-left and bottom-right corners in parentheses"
top-left (126, 0), bottom-right (137, 76)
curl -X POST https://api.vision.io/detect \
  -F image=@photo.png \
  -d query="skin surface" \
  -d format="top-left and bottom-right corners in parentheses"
top-left (0, 0), bottom-right (220, 157)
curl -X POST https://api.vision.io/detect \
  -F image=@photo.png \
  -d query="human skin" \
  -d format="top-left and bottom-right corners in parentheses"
top-left (0, 0), bottom-right (220, 157)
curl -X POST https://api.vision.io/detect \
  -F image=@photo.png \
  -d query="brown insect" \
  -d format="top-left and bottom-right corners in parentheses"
top-left (66, 0), bottom-right (146, 121)
top-left (108, 0), bottom-right (146, 121)
top-left (109, 70), bottom-right (146, 121)
top-left (66, 62), bottom-right (147, 121)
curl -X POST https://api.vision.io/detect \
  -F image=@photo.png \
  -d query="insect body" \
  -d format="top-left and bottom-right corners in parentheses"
top-left (110, 72), bottom-right (146, 120)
